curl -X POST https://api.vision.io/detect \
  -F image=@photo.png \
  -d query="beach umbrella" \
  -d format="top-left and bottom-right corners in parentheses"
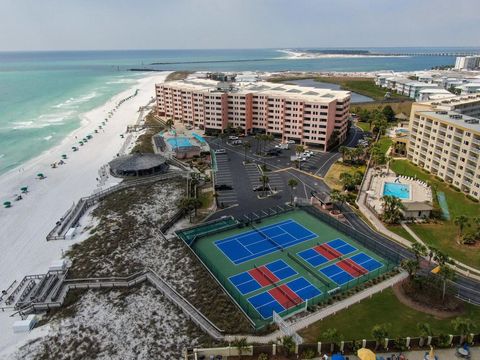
top-left (37, 173), bottom-right (44, 178)
top-left (61, 154), bottom-right (67, 159)
top-left (3, 201), bottom-right (11, 208)
top-left (20, 187), bottom-right (28, 193)
top-left (357, 348), bottom-right (376, 360)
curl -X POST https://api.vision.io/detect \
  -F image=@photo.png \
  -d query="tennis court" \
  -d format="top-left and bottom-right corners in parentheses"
top-left (320, 252), bottom-right (383, 286)
top-left (185, 208), bottom-right (392, 328)
top-left (229, 260), bottom-right (298, 295)
top-left (215, 219), bottom-right (316, 264)
top-left (297, 238), bottom-right (357, 267)
top-left (247, 276), bottom-right (321, 319)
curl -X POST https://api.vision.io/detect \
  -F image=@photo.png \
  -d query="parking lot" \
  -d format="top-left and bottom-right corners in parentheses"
top-left (213, 152), bottom-right (238, 207)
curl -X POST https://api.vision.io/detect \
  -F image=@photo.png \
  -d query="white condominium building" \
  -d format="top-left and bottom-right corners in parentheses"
top-left (155, 79), bottom-right (351, 150)
top-left (407, 94), bottom-right (480, 199)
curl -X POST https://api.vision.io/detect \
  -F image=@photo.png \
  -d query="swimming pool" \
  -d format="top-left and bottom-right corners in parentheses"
top-left (192, 132), bottom-right (206, 143)
top-left (383, 182), bottom-right (410, 200)
top-left (167, 137), bottom-right (193, 149)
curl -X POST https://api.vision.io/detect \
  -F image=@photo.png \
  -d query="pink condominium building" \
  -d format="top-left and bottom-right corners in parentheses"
top-left (156, 78), bottom-right (351, 150)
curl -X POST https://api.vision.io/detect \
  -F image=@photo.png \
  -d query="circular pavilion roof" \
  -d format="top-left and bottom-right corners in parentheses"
top-left (109, 153), bottom-right (167, 173)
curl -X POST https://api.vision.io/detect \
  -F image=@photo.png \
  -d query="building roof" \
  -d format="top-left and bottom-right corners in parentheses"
top-left (403, 202), bottom-right (434, 211)
top-left (109, 153), bottom-right (167, 172)
top-left (159, 78), bottom-right (350, 103)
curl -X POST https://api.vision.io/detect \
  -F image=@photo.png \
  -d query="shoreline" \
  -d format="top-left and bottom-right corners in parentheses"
top-left (0, 71), bottom-right (169, 353)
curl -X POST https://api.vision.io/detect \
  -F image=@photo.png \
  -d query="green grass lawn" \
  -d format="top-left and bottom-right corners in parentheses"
top-left (315, 77), bottom-right (410, 101)
top-left (299, 288), bottom-right (480, 342)
top-left (376, 137), bottom-right (393, 155)
top-left (324, 162), bottom-right (366, 191)
top-left (356, 121), bottom-right (371, 132)
top-left (390, 160), bottom-right (480, 268)
top-left (386, 225), bottom-right (416, 243)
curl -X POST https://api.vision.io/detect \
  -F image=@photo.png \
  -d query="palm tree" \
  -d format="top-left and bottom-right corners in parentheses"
top-left (451, 317), bottom-right (477, 343)
top-left (433, 250), bottom-right (450, 266)
top-left (454, 215), bottom-right (469, 240)
top-left (411, 242), bottom-right (427, 262)
top-left (371, 323), bottom-right (390, 350)
top-left (438, 265), bottom-right (455, 302)
top-left (417, 322), bottom-right (433, 347)
top-left (401, 259), bottom-right (420, 279)
top-left (243, 141), bottom-right (251, 162)
top-left (427, 246), bottom-right (437, 263)
top-left (178, 197), bottom-right (201, 222)
top-left (287, 179), bottom-right (298, 205)
top-left (259, 175), bottom-right (269, 197)
top-left (381, 195), bottom-right (405, 224)
top-left (232, 337), bottom-right (249, 359)
top-left (281, 336), bottom-right (296, 357)
top-left (165, 118), bottom-right (174, 129)
top-left (321, 328), bottom-right (340, 353)
top-left (339, 146), bottom-right (348, 162)
top-left (295, 144), bottom-right (305, 170)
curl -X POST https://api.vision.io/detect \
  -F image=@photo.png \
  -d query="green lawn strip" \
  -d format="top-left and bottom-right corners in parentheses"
top-left (376, 137), bottom-right (393, 155)
top-left (192, 210), bottom-right (392, 328)
top-left (313, 77), bottom-right (409, 101)
top-left (299, 288), bottom-right (480, 342)
top-left (389, 160), bottom-right (480, 268)
top-left (356, 122), bottom-right (371, 132)
top-left (386, 225), bottom-right (416, 243)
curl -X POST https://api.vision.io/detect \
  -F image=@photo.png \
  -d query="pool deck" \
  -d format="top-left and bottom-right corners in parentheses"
top-left (366, 169), bottom-right (432, 214)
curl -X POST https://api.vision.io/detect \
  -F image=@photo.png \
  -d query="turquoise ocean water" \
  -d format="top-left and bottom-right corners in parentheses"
top-left (0, 47), bottom-right (478, 174)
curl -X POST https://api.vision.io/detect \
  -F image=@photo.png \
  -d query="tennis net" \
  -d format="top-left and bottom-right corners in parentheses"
top-left (342, 259), bottom-right (367, 276)
top-left (251, 224), bottom-right (284, 251)
top-left (254, 265), bottom-right (302, 307)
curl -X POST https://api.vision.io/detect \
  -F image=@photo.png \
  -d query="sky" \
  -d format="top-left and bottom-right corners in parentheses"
top-left (0, 0), bottom-right (479, 51)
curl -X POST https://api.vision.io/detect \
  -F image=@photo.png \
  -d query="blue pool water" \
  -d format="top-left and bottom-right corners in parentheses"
top-left (383, 182), bottom-right (410, 199)
top-left (166, 137), bottom-right (192, 148)
top-left (192, 132), bottom-right (206, 143)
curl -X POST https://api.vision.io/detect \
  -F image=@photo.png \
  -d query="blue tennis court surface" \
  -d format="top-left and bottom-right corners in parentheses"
top-left (320, 252), bottom-right (383, 286)
top-left (229, 260), bottom-right (297, 295)
top-left (247, 276), bottom-right (321, 319)
top-left (298, 238), bottom-right (356, 267)
top-left (320, 263), bottom-right (354, 285)
top-left (350, 253), bottom-right (383, 272)
top-left (215, 219), bottom-right (317, 264)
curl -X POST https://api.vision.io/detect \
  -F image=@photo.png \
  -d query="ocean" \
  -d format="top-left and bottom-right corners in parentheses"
top-left (0, 47), bottom-right (478, 174)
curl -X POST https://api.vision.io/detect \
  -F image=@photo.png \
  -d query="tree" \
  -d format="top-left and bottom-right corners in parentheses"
top-left (177, 197), bottom-right (202, 222)
top-left (427, 246), bottom-right (437, 263)
top-left (295, 145), bottom-right (305, 170)
top-left (381, 195), bottom-right (405, 224)
top-left (327, 130), bottom-right (340, 150)
top-left (232, 337), bottom-right (249, 359)
top-left (287, 179), bottom-right (298, 205)
top-left (213, 192), bottom-right (219, 207)
top-left (438, 265), bottom-right (456, 302)
top-left (417, 322), bottom-right (433, 346)
top-left (321, 328), bottom-right (340, 353)
top-left (259, 175), bottom-right (270, 197)
top-left (339, 146), bottom-right (348, 162)
top-left (411, 242), bottom-right (427, 262)
top-left (165, 118), bottom-right (174, 129)
top-left (382, 105), bottom-right (396, 122)
top-left (433, 250), bottom-right (450, 266)
top-left (330, 189), bottom-right (347, 212)
top-left (451, 317), bottom-right (476, 343)
top-left (454, 215), bottom-right (469, 240)
top-left (281, 336), bottom-right (296, 356)
top-left (243, 141), bottom-right (251, 162)
top-left (371, 323), bottom-right (390, 350)
top-left (401, 259), bottom-right (420, 279)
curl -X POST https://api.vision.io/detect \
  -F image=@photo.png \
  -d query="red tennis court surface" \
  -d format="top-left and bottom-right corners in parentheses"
top-left (269, 284), bottom-right (302, 309)
top-left (314, 244), bottom-right (342, 260)
top-left (249, 266), bottom-right (280, 287)
top-left (336, 259), bottom-right (368, 277)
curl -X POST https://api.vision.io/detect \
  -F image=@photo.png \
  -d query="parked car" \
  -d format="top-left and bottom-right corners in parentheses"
top-left (230, 140), bottom-right (242, 145)
top-left (275, 143), bottom-right (289, 149)
top-left (228, 135), bottom-right (239, 140)
top-left (253, 185), bottom-right (269, 192)
top-left (215, 184), bottom-right (233, 191)
top-left (214, 149), bottom-right (226, 154)
top-left (286, 140), bottom-right (296, 144)
top-left (267, 148), bottom-right (281, 156)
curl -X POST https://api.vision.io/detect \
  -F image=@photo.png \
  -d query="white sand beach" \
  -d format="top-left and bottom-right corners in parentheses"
top-left (0, 71), bottom-right (169, 353)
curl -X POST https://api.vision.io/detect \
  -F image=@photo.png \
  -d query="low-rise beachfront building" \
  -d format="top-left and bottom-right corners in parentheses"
top-left (156, 79), bottom-right (351, 150)
top-left (407, 94), bottom-right (480, 199)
